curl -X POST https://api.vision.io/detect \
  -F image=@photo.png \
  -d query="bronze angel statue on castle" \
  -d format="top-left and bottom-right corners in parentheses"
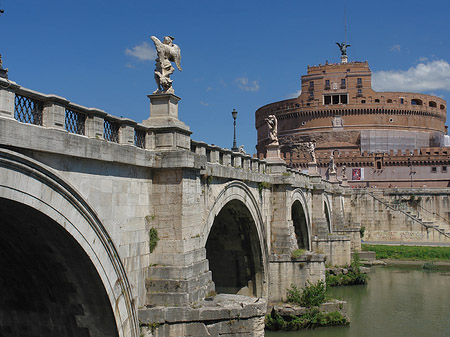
top-left (150, 35), bottom-right (182, 94)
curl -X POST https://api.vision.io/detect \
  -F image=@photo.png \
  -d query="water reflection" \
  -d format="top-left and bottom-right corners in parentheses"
top-left (266, 265), bottom-right (450, 337)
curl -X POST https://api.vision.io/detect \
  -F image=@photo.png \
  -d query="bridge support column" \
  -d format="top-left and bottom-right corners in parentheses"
top-left (270, 184), bottom-right (296, 255)
top-left (144, 168), bottom-right (214, 308)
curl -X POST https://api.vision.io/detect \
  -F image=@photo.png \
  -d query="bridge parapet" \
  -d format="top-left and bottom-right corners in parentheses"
top-left (0, 77), bottom-right (155, 149)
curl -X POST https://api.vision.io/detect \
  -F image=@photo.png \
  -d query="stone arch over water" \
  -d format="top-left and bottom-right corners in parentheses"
top-left (203, 181), bottom-right (268, 298)
top-left (0, 149), bottom-right (139, 337)
top-left (291, 189), bottom-right (311, 250)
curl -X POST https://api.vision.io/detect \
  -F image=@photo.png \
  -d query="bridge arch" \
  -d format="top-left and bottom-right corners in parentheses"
top-left (203, 181), bottom-right (268, 298)
top-left (0, 149), bottom-right (139, 337)
top-left (291, 189), bottom-right (311, 250)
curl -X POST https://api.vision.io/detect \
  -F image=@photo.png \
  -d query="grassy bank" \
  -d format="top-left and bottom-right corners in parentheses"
top-left (362, 244), bottom-right (450, 261)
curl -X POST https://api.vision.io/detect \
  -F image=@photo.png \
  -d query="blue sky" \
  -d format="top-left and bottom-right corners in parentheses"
top-left (1, 0), bottom-right (449, 154)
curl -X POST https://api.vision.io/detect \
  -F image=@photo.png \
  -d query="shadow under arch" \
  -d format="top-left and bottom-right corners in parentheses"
top-left (291, 189), bottom-right (311, 250)
top-left (0, 149), bottom-right (139, 337)
top-left (203, 181), bottom-right (268, 298)
top-left (323, 193), bottom-right (332, 233)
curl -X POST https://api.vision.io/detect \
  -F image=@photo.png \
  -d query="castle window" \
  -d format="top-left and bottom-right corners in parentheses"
top-left (340, 94), bottom-right (348, 104)
top-left (325, 80), bottom-right (330, 89)
top-left (324, 95), bottom-right (331, 105)
top-left (375, 99), bottom-right (380, 103)
top-left (361, 100), bottom-right (366, 104)
top-left (411, 99), bottom-right (422, 105)
top-left (387, 99), bottom-right (393, 103)
top-left (443, 166), bottom-right (447, 173)
top-left (400, 98), bottom-right (404, 104)
top-left (309, 91), bottom-right (314, 99)
top-left (376, 161), bottom-right (382, 170)
top-left (440, 104), bottom-right (445, 110)
top-left (333, 95), bottom-right (339, 104)
top-left (309, 81), bottom-right (314, 89)
top-left (429, 101), bottom-right (437, 108)
top-left (356, 78), bottom-right (362, 88)
top-left (431, 167), bottom-right (437, 173)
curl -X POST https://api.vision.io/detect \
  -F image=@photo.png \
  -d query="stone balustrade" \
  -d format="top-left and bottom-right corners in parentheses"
top-left (1, 77), bottom-right (326, 182)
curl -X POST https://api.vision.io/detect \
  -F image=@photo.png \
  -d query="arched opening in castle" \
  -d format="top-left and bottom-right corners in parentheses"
top-left (0, 198), bottom-right (119, 337)
top-left (205, 200), bottom-right (264, 297)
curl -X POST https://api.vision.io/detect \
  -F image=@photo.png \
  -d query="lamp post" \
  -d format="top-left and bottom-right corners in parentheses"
top-left (231, 108), bottom-right (238, 152)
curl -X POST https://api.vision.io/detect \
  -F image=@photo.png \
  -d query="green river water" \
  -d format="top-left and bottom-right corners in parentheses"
top-left (266, 265), bottom-right (450, 337)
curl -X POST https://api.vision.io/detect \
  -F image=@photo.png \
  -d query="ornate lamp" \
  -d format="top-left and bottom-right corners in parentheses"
top-left (231, 109), bottom-right (238, 152)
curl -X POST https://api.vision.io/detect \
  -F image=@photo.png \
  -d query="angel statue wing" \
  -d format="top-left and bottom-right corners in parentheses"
top-left (150, 36), bottom-right (164, 58)
top-left (171, 43), bottom-right (182, 72)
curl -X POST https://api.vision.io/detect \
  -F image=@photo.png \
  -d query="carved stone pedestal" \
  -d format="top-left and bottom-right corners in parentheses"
top-left (340, 176), bottom-right (350, 187)
top-left (265, 143), bottom-right (284, 164)
top-left (328, 172), bottom-right (339, 183)
top-left (308, 162), bottom-right (320, 176)
top-left (143, 93), bottom-right (191, 150)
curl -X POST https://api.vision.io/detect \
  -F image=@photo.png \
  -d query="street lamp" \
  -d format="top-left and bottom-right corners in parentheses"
top-left (231, 108), bottom-right (238, 152)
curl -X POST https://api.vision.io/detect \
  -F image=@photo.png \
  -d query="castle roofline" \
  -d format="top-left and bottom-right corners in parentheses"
top-left (307, 61), bottom-right (369, 71)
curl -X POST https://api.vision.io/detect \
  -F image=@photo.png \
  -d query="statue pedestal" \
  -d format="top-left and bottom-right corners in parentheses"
top-left (143, 93), bottom-right (191, 150)
top-left (328, 171), bottom-right (338, 183)
top-left (340, 176), bottom-right (350, 187)
top-left (308, 163), bottom-right (320, 176)
top-left (265, 143), bottom-right (285, 164)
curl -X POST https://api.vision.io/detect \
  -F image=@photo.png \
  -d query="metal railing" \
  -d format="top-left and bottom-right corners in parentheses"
top-left (14, 94), bottom-right (43, 125)
top-left (366, 191), bottom-right (450, 239)
top-left (134, 129), bottom-right (146, 149)
top-left (65, 108), bottom-right (86, 135)
top-left (104, 119), bottom-right (119, 143)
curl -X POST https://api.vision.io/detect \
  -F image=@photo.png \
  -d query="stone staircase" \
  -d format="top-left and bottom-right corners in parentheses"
top-left (367, 192), bottom-right (450, 241)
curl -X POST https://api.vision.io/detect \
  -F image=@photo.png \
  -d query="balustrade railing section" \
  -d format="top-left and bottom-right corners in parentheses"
top-left (65, 108), bottom-right (86, 135)
top-left (104, 119), bottom-right (119, 143)
top-left (134, 129), bottom-right (146, 149)
top-left (14, 94), bottom-right (43, 125)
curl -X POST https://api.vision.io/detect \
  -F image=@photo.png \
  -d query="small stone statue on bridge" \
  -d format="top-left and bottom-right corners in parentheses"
top-left (329, 153), bottom-right (337, 174)
top-left (150, 35), bottom-right (182, 94)
top-left (265, 115), bottom-right (278, 145)
top-left (303, 141), bottom-right (317, 164)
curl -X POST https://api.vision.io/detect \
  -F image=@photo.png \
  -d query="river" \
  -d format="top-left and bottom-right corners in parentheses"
top-left (266, 265), bottom-right (450, 337)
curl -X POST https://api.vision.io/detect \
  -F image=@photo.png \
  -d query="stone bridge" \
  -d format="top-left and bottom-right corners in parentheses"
top-left (0, 77), bottom-right (355, 336)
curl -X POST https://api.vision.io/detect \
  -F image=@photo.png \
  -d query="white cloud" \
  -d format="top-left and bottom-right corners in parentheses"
top-left (372, 60), bottom-right (450, 92)
top-left (125, 42), bottom-right (156, 61)
top-left (200, 101), bottom-right (209, 106)
top-left (235, 76), bottom-right (260, 92)
top-left (286, 90), bottom-right (301, 99)
top-left (390, 44), bottom-right (401, 53)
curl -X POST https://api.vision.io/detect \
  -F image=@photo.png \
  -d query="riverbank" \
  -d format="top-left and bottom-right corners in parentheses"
top-left (362, 244), bottom-right (450, 261)
top-left (266, 265), bottom-right (450, 337)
